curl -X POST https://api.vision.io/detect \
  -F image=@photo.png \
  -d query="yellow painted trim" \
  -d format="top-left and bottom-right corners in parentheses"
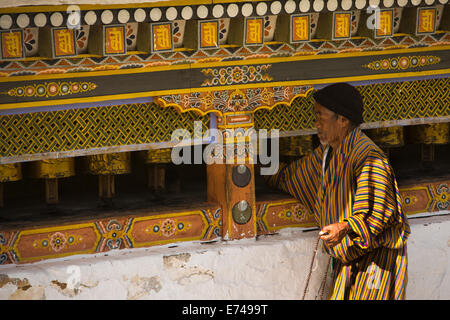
top-left (189, 45), bottom-right (450, 69)
top-left (127, 210), bottom-right (209, 248)
top-left (153, 99), bottom-right (217, 117)
top-left (213, 0), bottom-right (271, 4)
top-left (218, 123), bottom-right (254, 129)
top-left (0, 63), bottom-right (193, 83)
top-left (13, 223), bottom-right (101, 262)
top-left (252, 87), bottom-right (314, 113)
top-left (1, 69), bottom-right (449, 112)
top-left (260, 199), bottom-right (298, 229)
top-left (1, 45), bottom-right (448, 83)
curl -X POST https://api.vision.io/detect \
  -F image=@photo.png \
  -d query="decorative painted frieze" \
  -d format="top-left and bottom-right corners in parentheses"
top-left (0, 206), bottom-right (222, 265)
top-left (0, 1), bottom-right (446, 30)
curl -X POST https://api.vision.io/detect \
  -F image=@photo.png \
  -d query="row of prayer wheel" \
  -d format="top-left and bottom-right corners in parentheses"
top-left (0, 148), bottom-right (173, 207)
top-left (0, 123), bottom-right (449, 207)
top-left (279, 123), bottom-right (450, 158)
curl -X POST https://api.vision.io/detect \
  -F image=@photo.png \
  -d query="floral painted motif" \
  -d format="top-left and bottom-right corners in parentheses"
top-left (201, 64), bottom-right (272, 87)
top-left (278, 203), bottom-right (310, 223)
top-left (227, 89), bottom-right (248, 111)
top-left (23, 28), bottom-right (38, 56)
top-left (7, 81), bottom-right (97, 98)
top-left (172, 20), bottom-right (186, 48)
top-left (364, 55), bottom-right (440, 70)
top-left (402, 194), bottom-right (419, 207)
top-left (146, 218), bottom-right (192, 238)
top-left (33, 231), bottom-right (81, 252)
top-left (75, 25), bottom-right (90, 53)
top-left (156, 85), bottom-right (312, 114)
top-left (125, 23), bottom-right (138, 50)
top-left (49, 232), bottom-right (67, 252)
top-left (218, 18), bottom-right (230, 45)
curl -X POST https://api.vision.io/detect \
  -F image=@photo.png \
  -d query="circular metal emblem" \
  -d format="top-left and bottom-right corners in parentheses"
top-left (232, 200), bottom-right (252, 225)
top-left (232, 164), bottom-right (251, 188)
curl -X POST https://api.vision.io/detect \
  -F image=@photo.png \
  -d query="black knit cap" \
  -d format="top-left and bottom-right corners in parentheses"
top-left (313, 83), bottom-right (364, 125)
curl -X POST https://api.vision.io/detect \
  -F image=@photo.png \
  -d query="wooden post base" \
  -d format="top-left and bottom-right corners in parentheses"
top-left (98, 174), bottom-right (115, 199)
top-left (45, 178), bottom-right (59, 205)
top-left (421, 144), bottom-right (435, 169)
top-left (147, 164), bottom-right (166, 193)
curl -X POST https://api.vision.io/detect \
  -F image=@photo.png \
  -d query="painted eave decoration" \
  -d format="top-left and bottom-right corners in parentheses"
top-left (0, 0), bottom-right (448, 116)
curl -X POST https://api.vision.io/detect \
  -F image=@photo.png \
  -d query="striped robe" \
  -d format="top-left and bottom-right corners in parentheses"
top-left (266, 128), bottom-right (410, 299)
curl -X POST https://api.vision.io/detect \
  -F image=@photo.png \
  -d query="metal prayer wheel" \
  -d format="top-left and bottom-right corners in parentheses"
top-left (405, 123), bottom-right (450, 145)
top-left (145, 148), bottom-right (172, 164)
top-left (405, 123), bottom-right (450, 163)
top-left (365, 126), bottom-right (404, 148)
top-left (280, 135), bottom-right (314, 157)
top-left (0, 163), bottom-right (22, 207)
top-left (29, 158), bottom-right (75, 179)
top-left (86, 152), bottom-right (131, 200)
top-left (145, 148), bottom-right (172, 193)
top-left (0, 163), bottom-right (22, 182)
top-left (29, 158), bottom-right (75, 204)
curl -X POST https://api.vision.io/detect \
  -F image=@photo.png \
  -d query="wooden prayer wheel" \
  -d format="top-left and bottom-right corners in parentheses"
top-left (405, 122), bottom-right (450, 163)
top-left (144, 148), bottom-right (172, 193)
top-left (0, 163), bottom-right (22, 207)
top-left (86, 152), bottom-right (131, 200)
top-left (29, 158), bottom-right (75, 204)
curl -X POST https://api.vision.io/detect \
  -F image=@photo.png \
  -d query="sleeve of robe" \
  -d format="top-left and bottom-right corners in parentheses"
top-left (329, 149), bottom-right (411, 262)
top-left (264, 146), bottom-right (323, 220)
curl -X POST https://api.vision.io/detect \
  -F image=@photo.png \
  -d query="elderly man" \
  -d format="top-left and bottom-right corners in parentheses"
top-left (265, 83), bottom-right (410, 300)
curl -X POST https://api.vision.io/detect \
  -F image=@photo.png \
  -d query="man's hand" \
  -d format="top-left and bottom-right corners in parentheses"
top-left (320, 222), bottom-right (351, 248)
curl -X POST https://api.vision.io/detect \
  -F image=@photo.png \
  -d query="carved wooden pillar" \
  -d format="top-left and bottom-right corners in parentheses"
top-left (207, 112), bottom-right (257, 240)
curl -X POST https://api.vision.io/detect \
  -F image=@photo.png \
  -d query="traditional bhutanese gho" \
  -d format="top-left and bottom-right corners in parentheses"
top-left (266, 127), bottom-right (411, 300)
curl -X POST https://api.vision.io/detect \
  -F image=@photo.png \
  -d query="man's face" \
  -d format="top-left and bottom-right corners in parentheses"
top-left (313, 102), bottom-right (343, 146)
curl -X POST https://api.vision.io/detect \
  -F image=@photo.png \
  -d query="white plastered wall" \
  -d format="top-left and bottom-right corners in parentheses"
top-left (0, 213), bottom-right (448, 300)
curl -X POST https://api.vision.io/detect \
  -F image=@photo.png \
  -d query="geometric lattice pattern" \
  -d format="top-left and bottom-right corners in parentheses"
top-left (360, 77), bottom-right (450, 121)
top-left (254, 77), bottom-right (450, 131)
top-left (0, 103), bottom-right (209, 158)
